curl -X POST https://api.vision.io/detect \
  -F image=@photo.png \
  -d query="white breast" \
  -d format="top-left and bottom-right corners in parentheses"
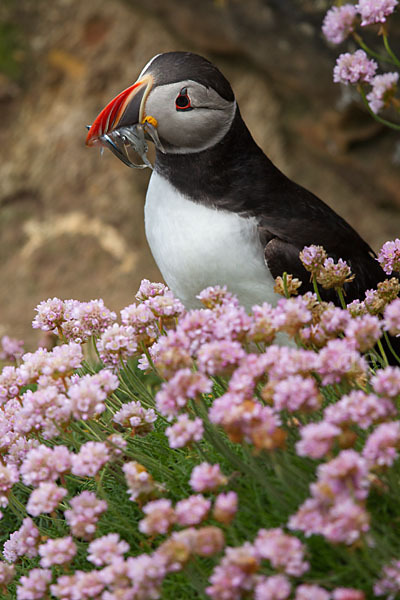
top-left (144, 171), bottom-right (277, 310)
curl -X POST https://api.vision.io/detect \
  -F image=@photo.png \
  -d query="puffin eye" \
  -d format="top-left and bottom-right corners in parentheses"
top-left (175, 88), bottom-right (193, 111)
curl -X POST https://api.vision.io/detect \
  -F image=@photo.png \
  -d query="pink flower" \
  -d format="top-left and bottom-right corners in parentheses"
top-left (20, 445), bottom-right (72, 487)
top-left (362, 421), bottom-right (400, 467)
top-left (315, 450), bottom-right (370, 501)
top-left (39, 536), bottom-right (77, 567)
top-left (374, 559), bottom-right (400, 596)
top-left (87, 533), bottom-right (129, 566)
top-left (71, 441), bottom-right (110, 477)
top-left (139, 499), bottom-right (176, 536)
top-left (272, 375), bottom-right (321, 412)
top-left (316, 339), bottom-right (367, 385)
top-left (323, 498), bottom-right (370, 544)
top-left (148, 330), bottom-right (192, 378)
top-left (296, 422), bottom-right (341, 459)
top-left (378, 238), bottom-right (400, 275)
top-left (17, 568), bottom-right (52, 600)
top-left (206, 543), bottom-right (259, 600)
top-left (367, 73), bottom-right (399, 114)
top-left (15, 386), bottom-right (70, 438)
top-left (197, 340), bottom-right (246, 376)
top-left (0, 561), bottom-right (15, 585)
top-left (334, 50), bottom-right (377, 85)
top-left (299, 245), bottom-right (327, 275)
top-left (175, 495), bottom-right (211, 526)
top-left (324, 390), bottom-right (396, 429)
top-left (146, 292), bottom-right (185, 320)
top-left (3, 517), bottom-right (40, 562)
top-left (384, 298), bottom-right (400, 335)
top-left (190, 462), bottom-right (228, 493)
top-left (295, 584), bottom-right (331, 600)
top-left (213, 491), bottom-right (238, 525)
top-left (27, 482), bottom-right (67, 516)
top-left (65, 491), bottom-right (107, 540)
top-left (345, 314), bottom-right (382, 352)
top-left (32, 297), bottom-right (65, 331)
top-left (113, 401), bottom-right (156, 435)
top-left (192, 527), bottom-right (225, 557)
top-left (322, 4), bottom-right (358, 44)
top-left (197, 285), bottom-right (239, 309)
top-left (155, 368), bottom-right (212, 418)
top-left (356, 0), bottom-right (398, 26)
top-left (272, 297), bottom-right (312, 336)
top-left (0, 366), bottom-right (27, 404)
top-left (247, 303), bottom-right (277, 345)
top-left (0, 336), bottom-right (24, 363)
top-left (136, 279), bottom-right (170, 301)
top-left (97, 324), bottom-right (138, 366)
top-left (255, 574), bottom-right (291, 600)
top-left (372, 366), bottom-right (400, 397)
top-left (254, 528), bottom-right (309, 576)
top-left (166, 414), bottom-right (204, 448)
top-left (68, 374), bottom-right (108, 421)
top-left (122, 461), bottom-right (156, 502)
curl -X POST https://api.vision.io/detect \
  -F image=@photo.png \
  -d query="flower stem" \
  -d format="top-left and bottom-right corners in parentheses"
top-left (353, 32), bottom-right (397, 65)
top-left (358, 86), bottom-right (400, 131)
top-left (382, 33), bottom-right (400, 68)
top-left (377, 337), bottom-right (389, 367)
top-left (383, 331), bottom-right (400, 364)
top-left (336, 287), bottom-right (347, 310)
top-left (312, 276), bottom-right (323, 303)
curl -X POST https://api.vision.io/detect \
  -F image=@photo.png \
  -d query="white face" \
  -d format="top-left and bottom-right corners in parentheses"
top-left (144, 79), bottom-right (236, 154)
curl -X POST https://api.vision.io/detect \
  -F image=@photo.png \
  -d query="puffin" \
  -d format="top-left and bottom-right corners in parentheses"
top-left (86, 51), bottom-right (390, 311)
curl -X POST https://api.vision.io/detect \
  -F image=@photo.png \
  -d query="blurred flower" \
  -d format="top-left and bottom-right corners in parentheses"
top-left (65, 491), bottom-right (107, 540)
top-left (87, 534), bottom-right (129, 566)
top-left (17, 568), bottom-right (52, 600)
top-left (322, 4), bottom-right (358, 44)
top-left (367, 73), bottom-right (399, 114)
top-left (190, 462), bottom-right (227, 493)
top-left (0, 336), bottom-right (24, 363)
top-left (113, 400), bottom-right (157, 435)
top-left (384, 298), bottom-right (400, 335)
top-left (71, 441), bottom-right (110, 477)
top-left (254, 528), bottom-right (309, 576)
top-left (27, 482), bottom-right (67, 516)
top-left (333, 50), bottom-right (377, 84)
top-left (123, 461), bottom-right (156, 502)
top-left (362, 421), bottom-right (400, 467)
top-left (316, 339), bottom-right (367, 385)
top-left (0, 561), bottom-right (15, 586)
top-left (344, 314), bottom-right (382, 352)
top-left (332, 589), bottom-right (365, 600)
top-left (213, 491), bottom-right (238, 525)
top-left (296, 422), bottom-right (341, 459)
top-left (39, 536), bottom-right (77, 567)
top-left (295, 584), bottom-right (330, 600)
top-left (155, 368), bottom-right (211, 418)
top-left (372, 366), bottom-right (400, 397)
top-left (166, 414), bottom-right (204, 448)
top-left (374, 559), bottom-right (400, 596)
top-left (378, 238), bottom-right (400, 275)
top-left (139, 498), bottom-right (176, 536)
top-left (324, 389), bottom-right (396, 429)
top-left (356, 0), bottom-right (398, 26)
top-left (197, 340), bottom-right (245, 376)
top-left (3, 517), bottom-right (40, 562)
top-left (272, 375), bottom-right (321, 412)
top-left (197, 285), bottom-right (239, 309)
top-left (254, 574), bottom-right (291, 600)
top-left (175, 495), bottom-right (211, 526)
top-left (20, 445), bottom-right (72, 487)
top-left (206, 543), bottom-right (259, 600)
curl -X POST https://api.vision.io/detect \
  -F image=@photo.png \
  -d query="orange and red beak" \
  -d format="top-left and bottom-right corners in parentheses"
top-left (86, 73), bottom-right (153, 147)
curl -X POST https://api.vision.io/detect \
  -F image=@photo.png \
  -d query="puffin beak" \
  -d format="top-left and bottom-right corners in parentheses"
top-left (86, 73), bottom-right (153, 147)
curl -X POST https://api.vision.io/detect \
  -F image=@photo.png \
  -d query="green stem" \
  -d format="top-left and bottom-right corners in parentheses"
top-left (359, 86), bottom-right (400, 131)
top-left (353, 32), bottom-right (397, 65)
top-left (377, 337), bottom-right (389, 367)
top-left (312, 275), bottom-right (323, 303)
top-left (336, 287), bottom-right (347, 310)
top-left (282, 272), bottom-right (290, 299)
top-left (383, 331), bottom-right (400, 364)
top-left (383, 33), bottom-right (400, 68)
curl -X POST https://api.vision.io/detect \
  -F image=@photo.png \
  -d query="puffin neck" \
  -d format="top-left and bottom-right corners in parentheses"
top-left (153, 108), bottom-right (275, 213)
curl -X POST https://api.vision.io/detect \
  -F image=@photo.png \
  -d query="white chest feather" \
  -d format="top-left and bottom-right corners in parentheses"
top-left (144, 171), bottom-right (277, 310)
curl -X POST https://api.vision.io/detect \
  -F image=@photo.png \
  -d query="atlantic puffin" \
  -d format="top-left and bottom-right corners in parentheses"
top-left (86, 51), bottom-right (389, 311)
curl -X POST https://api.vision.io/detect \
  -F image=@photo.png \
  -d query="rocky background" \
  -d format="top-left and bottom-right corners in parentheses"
top-left (1, 0), bottom-right (400, 346)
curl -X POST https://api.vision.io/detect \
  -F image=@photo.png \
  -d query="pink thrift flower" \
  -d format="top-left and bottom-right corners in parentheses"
top-left (122, 461), bottom-right (156, 502)
top-left (372, 366), bottom-right (400, 397)
top-left (272, 375), bottom-right (321, 412)
top-left (175, 494), bottom-right (211, 526)
top-left (322, 4), bottom-right (358, 44)
top-left (345, 313), bottom-right (382, 352)
top-left (255, 574), bottom-right (291, 600)
top-left (0, 561), bottom-right (15, 586)
top-left (27, 482), bottom-right (67, 516)
top-left (146, 292), bottom-right (185, 320)
top-left (362, 421), bottom-right (400, 467)
top-left (272, 297), bottom-right (312, 336)
top-left (332, 588), bottom-right (365, 600)
top-left (17, 568), bottom-right (52, 600)
top-left (3, 517), bottom-right (40, 562)
top-left (247, 302), bottom-right (277, 345)
top-left (296, 421), bottom-right (341, 459)
top-left (295, 584), bottom-right (331, 600)
top-left (68, 374), bottom-right (108, 421)
top-left (15, 386), bottom-right (70, 438)
top-left (0, 336), bottom-right (24, 363)
top-left (20, 445), bottom-right (72, 487)
top-left (323, 498), bottom-right (370, 544)
top-left (320, 306), bottom-right (351, 336)
top-left (65, 491), bottom-right (107, 540)
top-left (71, 441), bottom-right (109, 477)
top-left (190, 462), bottom-right (228, 493)
top-left (39, 536), bottom-right (77, 567)
top-left (166, 414), bottom-right (204, 448)
top-left (0, 365), bottom-right (28, 404)
top-left (0, 463), bottom-right (19, 507)
top-left (374, 559), bottom-right (400, 596)
top-left (254, 528), bottom-right (309, 576)
top-left (367, 72), bottom-right (399, 114)
top-left (378, 238), bottom-right (400, 275)
top-left (71, 299), bottom-right (117, 338)
top-left (356, 0), bottom-right (398, 25)
top-left (324, 390), bottom-right (396, 429)
top-left (139, 498), bottom-right (176, 536)
top-left (113, 400), bottom-right (156, 435)
top-left (87, 533), bottom-right (129, 566)
top-left (148, 330), bottom-right (193, 378)
top-left (32, 297), bottom-right (65, 331)
top-left (384, 298), bottom-right (400, 335)
top-left (136, 279), bottom-right (170, 301)
top-left (316, 339), bottom-right (367, 385)
top-left (213, 303), bottom-right (252, 341)
top-left (197, 285), bottom-right (239, 309)
top-left (121, 302), bottom-right (159, 344)
top-left (315, 450), bottom-right (370, 501)
top-left (125, 552), bottom-right (167, 599)
top-left (155, 368), bottom-right (212, 418)
top-left (42, 342), bottom-right (83, 377)
top-left (192, 526), bottom-right (225, 557)
top-left (299, 245), bottom-right (328, 275)
top-left (206, 543), bottom-right (259, 600)
top-left (197, 340), bottom-right (246, 376)
top-left (97, 323), bottom-right (138, 367)
top-left (213, 491), bottom-right (238, 525)
top-left (333, 50), bottom-right (377, 85)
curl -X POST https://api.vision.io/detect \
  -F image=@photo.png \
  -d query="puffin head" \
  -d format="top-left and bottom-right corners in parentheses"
top-left (86, 51), bottom-right (237, 159)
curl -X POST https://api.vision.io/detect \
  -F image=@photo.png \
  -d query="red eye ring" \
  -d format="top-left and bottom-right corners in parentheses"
top-left (175, 88), bottom-right (193, 111)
